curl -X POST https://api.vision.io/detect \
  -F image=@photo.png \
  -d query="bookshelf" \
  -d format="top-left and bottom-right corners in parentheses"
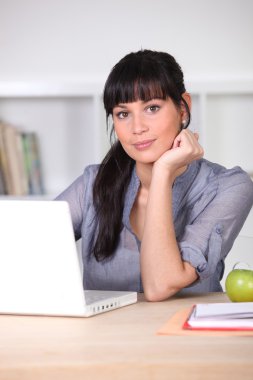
top-left (0, 82), bottom-right (108, 198)
top-left (0, 78), bottom-right (253, 199)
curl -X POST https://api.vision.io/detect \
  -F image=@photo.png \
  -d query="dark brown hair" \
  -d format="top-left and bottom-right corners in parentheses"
top-left (92, 49), bottom-right (190, 261)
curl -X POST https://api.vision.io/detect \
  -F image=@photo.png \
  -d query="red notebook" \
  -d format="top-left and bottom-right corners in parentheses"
top-left (183, 302), bottom-right (253, 331)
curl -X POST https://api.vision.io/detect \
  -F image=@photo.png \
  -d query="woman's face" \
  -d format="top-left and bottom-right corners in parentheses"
top-left (112, 97), bottom-right (183, 164)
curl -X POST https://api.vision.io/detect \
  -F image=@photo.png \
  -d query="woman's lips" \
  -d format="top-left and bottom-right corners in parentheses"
top-left (133, 139), bottom-right (155, 150)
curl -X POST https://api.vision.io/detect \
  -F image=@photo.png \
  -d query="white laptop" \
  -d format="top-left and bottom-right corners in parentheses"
top-left (0, 200), bottom-right (137, 317)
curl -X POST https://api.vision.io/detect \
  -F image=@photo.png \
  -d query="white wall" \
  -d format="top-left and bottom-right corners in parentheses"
top-left (0, 0), bottom-right (253, 82)
top-left (1, 0), bottom-right (253, 179)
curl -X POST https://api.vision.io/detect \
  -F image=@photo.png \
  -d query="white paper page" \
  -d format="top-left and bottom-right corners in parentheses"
top-left (194, 302), bottom-right (253, 319)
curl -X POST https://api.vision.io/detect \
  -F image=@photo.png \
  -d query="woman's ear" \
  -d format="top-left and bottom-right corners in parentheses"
top-left (182, 92), bottom-right (191, 109)
top-left (181, 92), bottom-right (192, 119)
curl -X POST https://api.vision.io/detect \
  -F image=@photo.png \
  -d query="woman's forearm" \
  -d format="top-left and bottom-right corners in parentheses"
top-left (140, 165), bottom-right (197, 301)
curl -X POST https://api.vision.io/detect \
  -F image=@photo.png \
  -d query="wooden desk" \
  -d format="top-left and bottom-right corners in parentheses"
top-left (0, 292), bottom-right (252, 380)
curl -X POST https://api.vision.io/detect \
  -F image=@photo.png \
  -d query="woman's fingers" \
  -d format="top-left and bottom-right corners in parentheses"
top-left (155, 129), bottom-right (204, 173)
top-left (193, 132), bottom-right (199, 140)
top-left (171, 129), bottom-right (204, 161)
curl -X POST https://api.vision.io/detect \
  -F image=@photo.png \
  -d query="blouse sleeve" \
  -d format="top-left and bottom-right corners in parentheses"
top-left (178, 169), bottom-right (253, 281)
top-left (55, 165), bottom-right (98, 240)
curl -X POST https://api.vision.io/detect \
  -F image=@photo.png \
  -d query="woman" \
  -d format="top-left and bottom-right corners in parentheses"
top-left (56, 49), bottom-right (253, 301)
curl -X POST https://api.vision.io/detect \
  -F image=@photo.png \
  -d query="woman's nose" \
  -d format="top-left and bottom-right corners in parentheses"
top-left (131, 115), bottom-right (149, 134)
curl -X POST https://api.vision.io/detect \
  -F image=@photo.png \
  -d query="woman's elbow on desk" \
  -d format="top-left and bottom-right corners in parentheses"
top-left (143, 263), bottom-right (199, 302)
top-left (143, 285), bottom-right (180, 302)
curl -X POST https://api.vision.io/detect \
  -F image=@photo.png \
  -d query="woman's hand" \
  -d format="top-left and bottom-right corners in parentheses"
top-left (154, 129), bottom-right (204, 174)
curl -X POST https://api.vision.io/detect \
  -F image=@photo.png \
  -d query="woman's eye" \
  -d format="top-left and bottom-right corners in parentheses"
top-left (147, 105), bottom-right (160, 113)
top-left (117, 111), bottom-right (128, 119)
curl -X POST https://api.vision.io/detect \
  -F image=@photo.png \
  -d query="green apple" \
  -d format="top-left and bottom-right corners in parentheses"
top-left (225, 269), bottom-right (253, 302)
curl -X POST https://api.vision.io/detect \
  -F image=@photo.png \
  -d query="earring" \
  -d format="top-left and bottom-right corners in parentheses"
top-left (181, 119), bottom-right (187, 129)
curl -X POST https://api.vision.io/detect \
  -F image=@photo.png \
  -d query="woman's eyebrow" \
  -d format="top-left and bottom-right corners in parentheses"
top-left (115, 98), bottom-right (163, 108)
top-left (141, 98), bottom-right (164, 104)
top-left (114, 104), bottom-right (128, 109)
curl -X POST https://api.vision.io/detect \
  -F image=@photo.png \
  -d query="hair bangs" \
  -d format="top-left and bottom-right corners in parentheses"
top-left (104, 76), bottom-right (171, 117)
top-left (103, 50), bottom-right (186, 118)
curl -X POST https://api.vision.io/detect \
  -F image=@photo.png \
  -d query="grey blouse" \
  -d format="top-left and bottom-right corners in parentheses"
top-left (56, 159), bottom-right (253, 294)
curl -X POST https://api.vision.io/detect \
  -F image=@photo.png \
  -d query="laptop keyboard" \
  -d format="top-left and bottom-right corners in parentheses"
top-left (84, 290), bottom-right (125, 305)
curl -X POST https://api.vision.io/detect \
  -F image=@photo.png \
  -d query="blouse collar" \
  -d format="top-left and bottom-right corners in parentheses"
top-left (122, 160), bottom-right (200, 231)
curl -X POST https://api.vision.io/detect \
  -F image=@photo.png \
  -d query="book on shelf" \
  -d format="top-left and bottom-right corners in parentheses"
top-left (0, 163), bottom-right (6, 194)
top-left (0, 125), bottom-right (8, 194)
top-left (22, 132), bottom-right (44, 195)
top-left (0, 121), bottom-right (44, 196)
top-left (183, 302), bottom-right (253, 331)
